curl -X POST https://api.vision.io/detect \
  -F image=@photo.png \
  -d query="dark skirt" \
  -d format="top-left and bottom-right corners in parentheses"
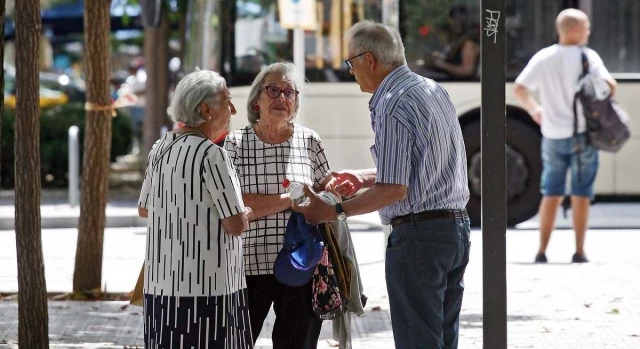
top-left (144, 289), bottom-right (253, 349)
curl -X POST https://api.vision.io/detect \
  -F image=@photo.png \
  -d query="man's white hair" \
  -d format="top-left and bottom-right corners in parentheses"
top-left (344, 20), bottom-right (407, 69)
top-left (167, 69), bottom-right (226, 126)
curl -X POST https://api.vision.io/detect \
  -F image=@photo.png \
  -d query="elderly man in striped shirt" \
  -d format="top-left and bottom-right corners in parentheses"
top-left (293, 20), bottom-right (471, 349)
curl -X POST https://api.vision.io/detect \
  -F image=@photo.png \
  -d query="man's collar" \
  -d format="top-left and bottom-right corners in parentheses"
top-left (368, 65), bottom-right (411, 111)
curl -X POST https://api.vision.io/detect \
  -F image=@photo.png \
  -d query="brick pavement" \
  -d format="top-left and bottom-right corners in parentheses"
top-left (2, 222), bottom-right (640, 348)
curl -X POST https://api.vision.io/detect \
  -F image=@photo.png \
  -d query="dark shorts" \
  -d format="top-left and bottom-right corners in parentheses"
top-left (541, 133), bottom-right (599, 198)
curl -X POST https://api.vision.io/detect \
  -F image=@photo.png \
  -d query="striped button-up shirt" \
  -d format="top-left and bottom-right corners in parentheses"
top-left (369, 65), bottom-right (469, 225)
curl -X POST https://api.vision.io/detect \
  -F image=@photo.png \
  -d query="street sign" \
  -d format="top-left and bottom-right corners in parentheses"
top-left (278, 0), bottom-right (317, 30)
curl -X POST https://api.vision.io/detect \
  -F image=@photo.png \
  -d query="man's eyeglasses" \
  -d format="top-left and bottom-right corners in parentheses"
top-left (344, 52), bottom-right (368, 70)
top-left (263, 86), bottom-right (299, 100)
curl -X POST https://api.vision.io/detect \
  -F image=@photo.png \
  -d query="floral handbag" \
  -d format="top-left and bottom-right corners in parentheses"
top-left (311, 244), bottom-right (344, 320)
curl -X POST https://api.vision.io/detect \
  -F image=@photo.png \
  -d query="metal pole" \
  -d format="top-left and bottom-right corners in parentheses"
top-left (68, 125), bottom-right (80, 207)
top-left (294, 27), bottom-right (305, 82)
top-left (293, 26), bottom-right (305, 123)
top-left (481, 0), bottom-right (507, 348)
top-left (382, 0), bottom-right (399, 30)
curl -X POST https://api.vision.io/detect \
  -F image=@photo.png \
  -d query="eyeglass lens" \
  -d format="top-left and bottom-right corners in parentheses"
top-left (266, 86), bottom-right (297, 100)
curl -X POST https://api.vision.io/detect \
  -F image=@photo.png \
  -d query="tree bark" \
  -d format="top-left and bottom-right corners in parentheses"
top-left (0, 0), bottom-right (5, 181)
top-left (73, 0), bottom-right (112, 293)
top-left (143, 14), bottom-right (170, 156)
top-left (14, 0), bottom-right (49, 347)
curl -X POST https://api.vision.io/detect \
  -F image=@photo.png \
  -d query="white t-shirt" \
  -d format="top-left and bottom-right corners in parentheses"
top-left (126, 69), bottom-right (146, 106)
top-left (515, 44), bottom-right (612, 139)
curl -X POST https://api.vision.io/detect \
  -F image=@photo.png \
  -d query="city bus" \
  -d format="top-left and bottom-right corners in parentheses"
top-left (183, 0), bottom-right (639, 225)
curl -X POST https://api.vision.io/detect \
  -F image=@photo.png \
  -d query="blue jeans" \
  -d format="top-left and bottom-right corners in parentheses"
top-left (385, 217), bottom-right (471, 349)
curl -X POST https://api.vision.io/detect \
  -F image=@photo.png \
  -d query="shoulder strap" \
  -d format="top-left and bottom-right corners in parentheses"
top-left (573, 48), bottom-right (589, 183)
top-left (574, 47), bottom-right (591, 135)
top-left (580, 47), bottom-right (589, 78)
top-left (152, 132), bottom-right (203, 169)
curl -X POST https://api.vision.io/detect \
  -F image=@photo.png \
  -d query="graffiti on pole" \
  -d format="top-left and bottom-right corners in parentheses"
top-left (484, 9), bottom-right (500, 44)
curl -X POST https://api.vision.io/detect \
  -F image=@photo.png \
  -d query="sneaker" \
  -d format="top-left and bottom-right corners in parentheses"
top-left (534, 253), bottom-right (547, 263)
top-left (572, 253), bottom-right (589, 263)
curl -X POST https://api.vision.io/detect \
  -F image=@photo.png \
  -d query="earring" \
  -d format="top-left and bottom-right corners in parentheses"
top-left (253, 105), bottom-right (260, 112)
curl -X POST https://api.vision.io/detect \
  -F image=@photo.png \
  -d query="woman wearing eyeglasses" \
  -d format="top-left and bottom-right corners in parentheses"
top-left (224, 62), bottom-right (350, 348)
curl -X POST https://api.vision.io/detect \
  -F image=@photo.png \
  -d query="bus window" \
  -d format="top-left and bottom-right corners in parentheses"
top-left (589, 0), bottom-right (640, 73)
top-left (505, 0), bottom-right (563, 80)
top-left (401, 0), bottom-right (481, 81)
top-left (232, 0), bottom-right (382, 85)
top-left (401, 0), bottom-right (566, 82)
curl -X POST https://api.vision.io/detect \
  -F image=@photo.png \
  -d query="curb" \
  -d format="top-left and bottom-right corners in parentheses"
top-left (0, 207), bottom-right (146, 230)
top-left (0, 208), bottom-right (383, 231)
top-left (0, 190), bottom-right (387, 231)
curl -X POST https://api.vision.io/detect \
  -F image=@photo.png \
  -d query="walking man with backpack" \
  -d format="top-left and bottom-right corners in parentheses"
top-left (514, 8), bottom-right (617, 264)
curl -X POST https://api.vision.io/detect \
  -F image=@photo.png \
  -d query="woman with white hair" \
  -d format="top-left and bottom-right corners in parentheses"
top-left (224, 62), bottom-right (351, 348)
top-left (138, 69), bottom-right (254, 349)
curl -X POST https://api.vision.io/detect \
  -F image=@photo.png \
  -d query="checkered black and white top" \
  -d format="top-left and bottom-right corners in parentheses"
top-left (224, 124), bottom-right (331, 275)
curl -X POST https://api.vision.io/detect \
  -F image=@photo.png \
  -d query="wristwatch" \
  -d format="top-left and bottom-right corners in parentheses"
top-left (335, 203), bottom-right (347, 221)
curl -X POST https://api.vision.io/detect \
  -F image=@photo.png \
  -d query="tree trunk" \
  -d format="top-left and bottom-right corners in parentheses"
top-left (14, 0), bottom-right (49, 348)
top-left (73, 0), bottom-right (112, 293)
top-left (0, 0), bottom-right (5, 181)
top-left (143, 14), bottom-right (170, 156)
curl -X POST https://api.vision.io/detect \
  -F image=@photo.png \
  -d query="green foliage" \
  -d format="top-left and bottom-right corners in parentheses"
top-left (1, 103), bottom-right (133, 188)
top-left (48, 0), bottom-right (78, 6)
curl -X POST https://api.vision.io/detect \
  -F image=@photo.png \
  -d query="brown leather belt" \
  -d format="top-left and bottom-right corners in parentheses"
top-left (390, 209), bottom-right (468, 228)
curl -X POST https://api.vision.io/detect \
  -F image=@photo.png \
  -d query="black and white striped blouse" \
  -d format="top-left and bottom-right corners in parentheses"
top-left (139, 132), bottom-right (247, 297)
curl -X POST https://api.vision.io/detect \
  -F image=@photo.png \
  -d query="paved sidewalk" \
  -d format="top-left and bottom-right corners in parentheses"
top-left (2, 189), bottom-right (640, 230)
top-left (2, 220), bottom-right (640, 348)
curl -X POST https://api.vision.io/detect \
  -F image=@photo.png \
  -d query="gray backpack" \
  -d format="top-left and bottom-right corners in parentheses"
top-left (573, 49), bottom-right (630, 153)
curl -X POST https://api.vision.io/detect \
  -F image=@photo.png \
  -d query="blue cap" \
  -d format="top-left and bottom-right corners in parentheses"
top-left (273, 212), bottom-right (324, 287)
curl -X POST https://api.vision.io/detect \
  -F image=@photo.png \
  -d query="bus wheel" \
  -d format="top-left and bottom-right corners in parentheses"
top-left (462, 118), bottom-right (542, 227)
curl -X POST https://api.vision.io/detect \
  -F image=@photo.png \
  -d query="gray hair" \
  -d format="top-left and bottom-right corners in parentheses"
top-left (167, 69), bottom-right (227, 126)
top-left (344, 20), bottom-right (407, 69)
top-left (246, 62), bottom-right (302, 124)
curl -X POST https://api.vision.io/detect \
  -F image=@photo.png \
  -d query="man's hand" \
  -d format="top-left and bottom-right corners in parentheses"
top-left (325, 176), bottom-right (354, 198)
top-left (326, 170), bottom-right (363, 197)
top-left (292, 186), bottom-right (336, 224)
